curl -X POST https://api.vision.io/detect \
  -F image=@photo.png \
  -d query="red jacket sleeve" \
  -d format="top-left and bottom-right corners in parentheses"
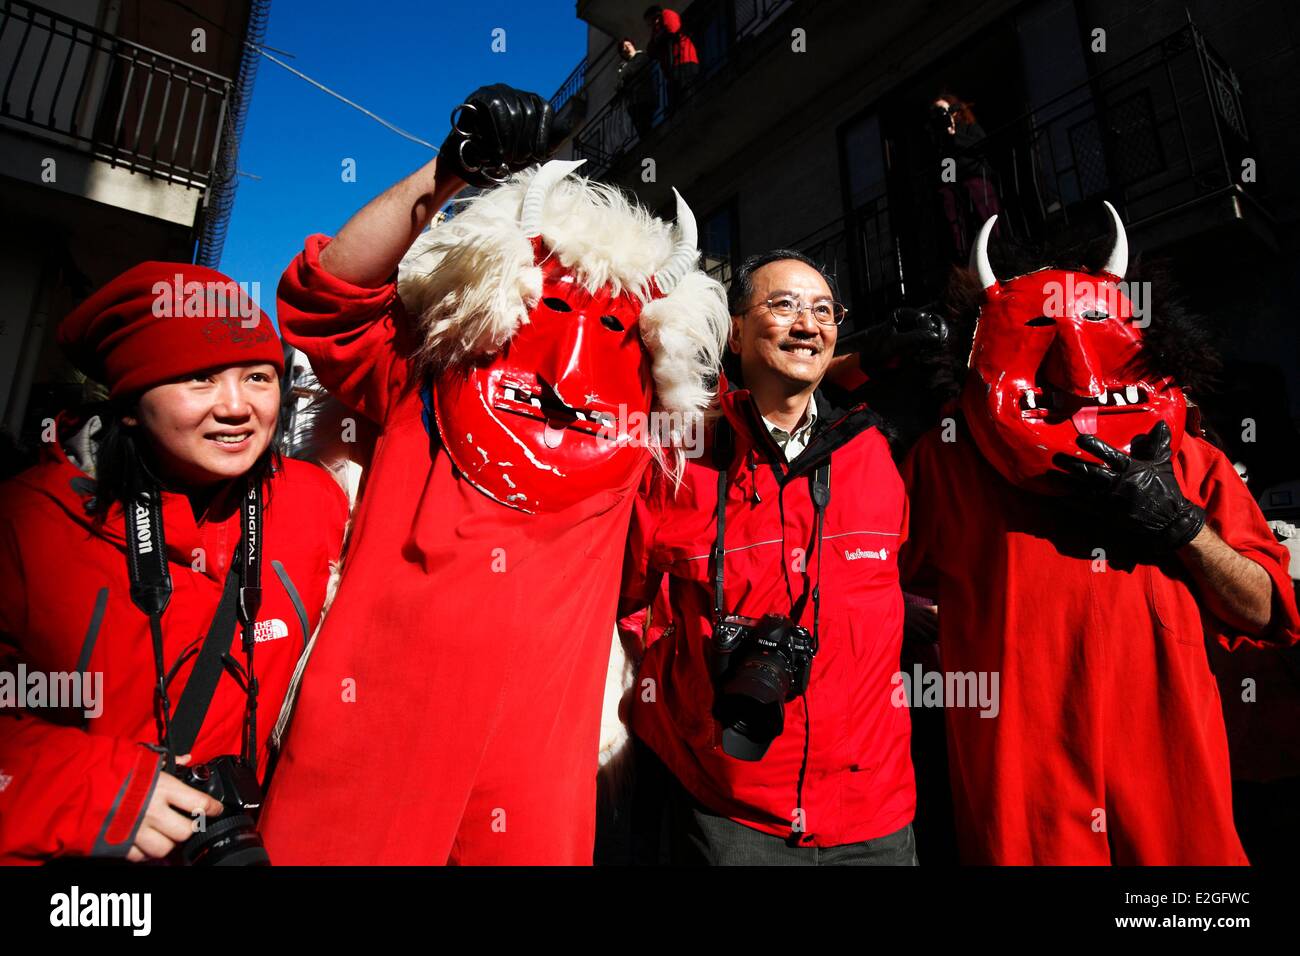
top-left (0, 711), bottom-right (163, 864)
top-left (1185, 437), bottom-right (1300, 650)
top-left (0, 512), bottom-right (161, 864)
top-left (277, 234), bottom-right (414, 426)
top-left (619, 466), bottom-right (664, 623)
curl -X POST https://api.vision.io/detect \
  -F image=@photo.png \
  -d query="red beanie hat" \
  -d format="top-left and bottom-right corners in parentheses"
top-left (58, 261), bottom-right (284, 399)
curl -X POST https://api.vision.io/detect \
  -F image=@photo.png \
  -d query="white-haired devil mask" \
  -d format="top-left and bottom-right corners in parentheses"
top-left (398, 160), bottom-right (729, 513)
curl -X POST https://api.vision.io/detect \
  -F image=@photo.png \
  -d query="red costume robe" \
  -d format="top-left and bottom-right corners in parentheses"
top-left (257, 236), bottom-right (645, 864)
top-left (899, 419), bottom-right (1300, 864)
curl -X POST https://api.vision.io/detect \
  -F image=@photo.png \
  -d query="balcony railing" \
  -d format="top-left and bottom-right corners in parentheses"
top-left (0, 0), bottom-right (233, 189)
top-left (549, 57), bottom-right (587, 115)
top-left (834, 22), bottom-right (1261, 325)
top-left (572, 0), bottom-right (794, 176)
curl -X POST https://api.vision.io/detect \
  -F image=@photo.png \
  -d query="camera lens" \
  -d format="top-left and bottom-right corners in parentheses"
top-left (181, 813), bottom-right (271, 866)
top-left (718, 652), bottom-right (792, 761)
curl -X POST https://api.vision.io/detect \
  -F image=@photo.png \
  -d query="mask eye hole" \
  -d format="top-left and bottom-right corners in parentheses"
top-left (600, 314), bottom-right (625, 332)
top-left (1080, 309), bottom-right (1109, 321)
top-left (542, 297), bottom-right (573, 312)
top-left (1026, 315), bottom-right (1054, 327)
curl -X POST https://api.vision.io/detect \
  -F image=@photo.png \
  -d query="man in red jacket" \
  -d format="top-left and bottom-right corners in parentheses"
top-left (620, 249), bottom-right (917, 864)
top-left (256, 86), bottom-right (728, 864)
top-left (900, 208), bottom-right (1300, 864)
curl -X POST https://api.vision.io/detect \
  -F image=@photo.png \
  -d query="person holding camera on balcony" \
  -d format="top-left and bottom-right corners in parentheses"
top-left (619, 250), bottom-right (931, 864)
top-left (0, 264), bottom-right (348, 864)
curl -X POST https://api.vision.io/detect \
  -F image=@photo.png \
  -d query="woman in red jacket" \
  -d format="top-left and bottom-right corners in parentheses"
top-left (0, 262), bottom-right (348, 865)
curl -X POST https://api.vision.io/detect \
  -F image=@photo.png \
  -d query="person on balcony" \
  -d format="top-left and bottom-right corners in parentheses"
top-left (618, 37), bottom-right (659, 140)
top-left (927, 91), bottom-right (1002, 260)
top-left (645, 5), bottom-right (700, 112)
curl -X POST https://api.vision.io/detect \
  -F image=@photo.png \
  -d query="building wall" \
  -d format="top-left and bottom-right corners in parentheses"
top-left (569, 0), bottom-right (1300, 439)
top-left (579, 0), bottom-right (1294, 269)
top-left (0, 0), bottom-right (254, 439)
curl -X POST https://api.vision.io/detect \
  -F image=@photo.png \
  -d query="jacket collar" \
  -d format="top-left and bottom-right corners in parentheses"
top-left (23, 410), bottom-right (247, 583)
top-left (714, 379), bottom-right (880, 483)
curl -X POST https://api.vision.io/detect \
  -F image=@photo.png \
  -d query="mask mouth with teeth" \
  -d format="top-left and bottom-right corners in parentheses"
top-left (397, 160), bottom-right (731, 514)
top-left (960, 202), bottom-right (1187, 494)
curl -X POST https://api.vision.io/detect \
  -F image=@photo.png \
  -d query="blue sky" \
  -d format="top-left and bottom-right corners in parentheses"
top-left (219, 0), bottom-right (586, 326)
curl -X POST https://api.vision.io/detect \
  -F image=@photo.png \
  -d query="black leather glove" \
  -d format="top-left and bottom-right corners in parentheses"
top-left (858, 307), bottom-right (948, 377)
top-left (439, 84), bottom-right (552, 188)
top-left (1053, 421), bottom-right (1207, 552)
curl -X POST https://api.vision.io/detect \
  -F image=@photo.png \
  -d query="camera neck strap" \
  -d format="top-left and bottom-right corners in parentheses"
top-left (124, 480), bottom-right (263, 770)
top-left (125, 486), bottom-right (174, 753)
top-left (711, 418), bottom-right (832, 649)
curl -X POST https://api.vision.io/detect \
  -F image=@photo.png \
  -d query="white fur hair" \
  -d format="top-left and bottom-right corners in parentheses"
top-left (397, 166), bottom-right (729, 480)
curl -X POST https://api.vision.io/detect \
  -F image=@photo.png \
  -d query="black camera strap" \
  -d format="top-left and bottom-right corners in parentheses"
top-left (808, 462), bottom-right (830, 655)
top-left (235, 481), bottom-right (263, 769)
top-left (124, 480), bottom-right (263, 770)
top-left (124, 487), bottom-right (174, 755)
top-left (711, 417), bottom-right (734, 622)
top-left (711, 417), bottom-right (831, 645)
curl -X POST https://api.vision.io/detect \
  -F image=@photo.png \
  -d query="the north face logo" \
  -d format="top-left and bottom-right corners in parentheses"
top-left (252, 619), bottom-right (289, 643)
top-left (845, 547), bottom-right (888, 561)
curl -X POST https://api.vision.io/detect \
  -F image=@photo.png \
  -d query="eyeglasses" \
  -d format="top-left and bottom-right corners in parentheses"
top-left (748, 294), bottom-right (847, 327)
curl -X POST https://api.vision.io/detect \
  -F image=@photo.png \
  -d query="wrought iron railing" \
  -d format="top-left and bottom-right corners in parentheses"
top-left (0, 0), bottom-right (233, 189)
top-left (838, 22), bottom-right (1261, 323)
top-left (572, 0), bottom-right (794, 176)
top-left (549, 56), bottom-right (587, 114)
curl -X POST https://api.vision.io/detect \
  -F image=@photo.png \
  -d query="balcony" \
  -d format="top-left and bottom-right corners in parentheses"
top-left (567, 0), bottom-right (794, 178)
top-left (0, 0), bottom-right (234, 189)
top-left (827, 22), bottom-right (1269, 330)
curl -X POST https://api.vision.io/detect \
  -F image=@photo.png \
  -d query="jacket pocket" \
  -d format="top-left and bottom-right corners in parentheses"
top-left (1147, 566), bottom-right (1200, 647)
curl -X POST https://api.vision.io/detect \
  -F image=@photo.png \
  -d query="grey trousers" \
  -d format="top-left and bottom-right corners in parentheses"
top-left (667, 773), bottom-right (919, 866)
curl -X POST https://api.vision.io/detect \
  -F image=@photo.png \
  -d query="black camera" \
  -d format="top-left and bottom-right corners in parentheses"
top-left (711, 613), bottom-right (816, 761)
top-left (169, 755), bottom-right (270, 866)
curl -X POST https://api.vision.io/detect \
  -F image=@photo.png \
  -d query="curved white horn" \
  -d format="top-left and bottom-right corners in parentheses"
top-left (969, 214), bottom-right (999, 290)
top-left (652, 188), bottom-right (699, 294)
top-left (519, 159), bottom-right (586, 238)
top-left (1100, 200), bottom-right (1128, 280)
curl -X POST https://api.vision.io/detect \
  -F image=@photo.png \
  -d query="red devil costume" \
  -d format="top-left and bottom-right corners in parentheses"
top-left (258, 160), bottom-right (728, 864)
top-left (900, 206), bottom-right (1300, 864)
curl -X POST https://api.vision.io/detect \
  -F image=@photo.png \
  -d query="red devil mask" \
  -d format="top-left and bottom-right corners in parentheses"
top-left (430, 161), bottom-right (702, 514)
top-left (960, 202), bottom-right (1187, 494)
top-left (433, 247), bottom-right (654, 513)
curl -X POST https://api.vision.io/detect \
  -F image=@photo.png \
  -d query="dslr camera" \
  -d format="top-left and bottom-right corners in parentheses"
top-left (711, 613), bottom-right (815, 761)
top-left (169, 755), bottom-right (270, 866)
